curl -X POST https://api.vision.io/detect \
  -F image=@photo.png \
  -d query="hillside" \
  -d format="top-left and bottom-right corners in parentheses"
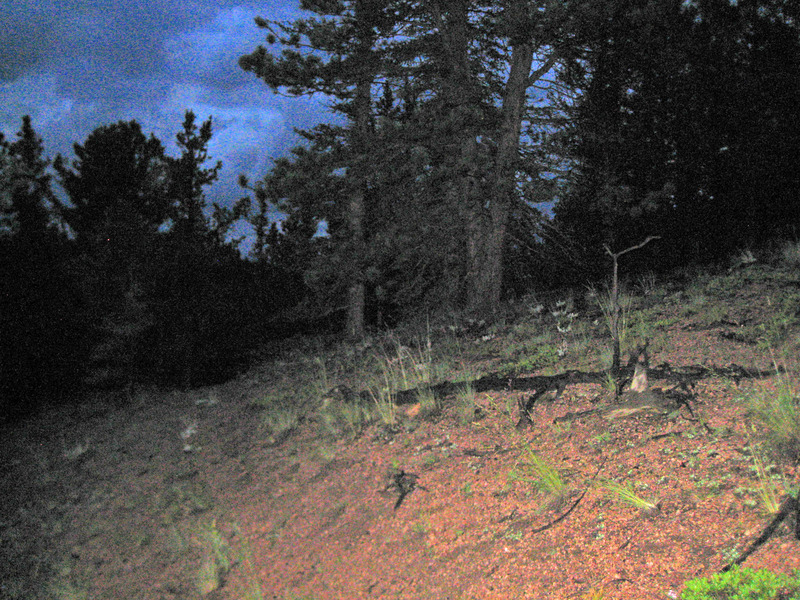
top-left (2, 261), bottom-right (800, 600)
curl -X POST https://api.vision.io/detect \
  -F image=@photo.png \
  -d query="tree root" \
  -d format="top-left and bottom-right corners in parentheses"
top-left (722, 494), bottom-right (800, 572)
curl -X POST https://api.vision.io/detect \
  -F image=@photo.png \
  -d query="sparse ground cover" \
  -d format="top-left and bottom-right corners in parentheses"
top-left (2, 262), bottom-right (800, 599)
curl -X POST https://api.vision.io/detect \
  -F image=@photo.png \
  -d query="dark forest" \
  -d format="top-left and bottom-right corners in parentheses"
top-left (2, 0), bottom-right (799, 421)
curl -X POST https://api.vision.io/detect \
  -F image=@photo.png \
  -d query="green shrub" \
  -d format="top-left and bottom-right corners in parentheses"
top-left (681, 566), bottom-right (800, 600)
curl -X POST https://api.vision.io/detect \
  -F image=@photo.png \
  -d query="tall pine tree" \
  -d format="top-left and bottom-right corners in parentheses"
top-left (241, 1), bottom-right (581, 323)
top-left (54, 121), bottom-right (170, 393)
top-left (1, 117), bottom-right (81, 419)
top-left (241, 0), bottom-right (404, 338)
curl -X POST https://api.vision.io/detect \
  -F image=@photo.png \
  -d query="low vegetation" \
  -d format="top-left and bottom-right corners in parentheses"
top-left (681, 566), bottom-right (800, 600)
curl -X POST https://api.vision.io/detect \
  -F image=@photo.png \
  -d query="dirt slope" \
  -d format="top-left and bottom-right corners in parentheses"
top-left (2, 269), bottom-right (800, 600)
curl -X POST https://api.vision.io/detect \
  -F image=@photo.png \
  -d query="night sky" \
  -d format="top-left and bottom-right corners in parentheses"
top-left (1, 0), bottom-right (336, 246)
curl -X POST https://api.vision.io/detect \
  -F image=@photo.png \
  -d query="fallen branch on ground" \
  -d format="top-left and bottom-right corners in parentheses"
top-left (722, 494), bottom-right (800, 572)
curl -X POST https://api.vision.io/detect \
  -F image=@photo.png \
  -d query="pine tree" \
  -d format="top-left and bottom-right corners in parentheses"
top-left (54, 121), bottom-right (170, 393)
top-left (242, 1), bottom-right (583, 322)
top-left (241, 1), bottom-right (416, 337)
top-left (158, 111), bottom-right (232, 389)
top-left (169, 110), bottom-right (222, 240)
top-left (3, 116), bottom-right (58, 242)
top-left (0, 117), bottom-right (82, 418)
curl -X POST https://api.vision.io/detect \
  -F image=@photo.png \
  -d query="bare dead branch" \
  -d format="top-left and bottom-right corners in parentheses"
top-left (604, 235), bottom-right (661, 260)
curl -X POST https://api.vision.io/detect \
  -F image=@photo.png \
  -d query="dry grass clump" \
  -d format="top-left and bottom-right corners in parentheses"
top-left (746, 367), bottom-right (800, 464)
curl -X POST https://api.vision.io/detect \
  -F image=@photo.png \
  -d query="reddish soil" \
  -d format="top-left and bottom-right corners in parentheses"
top-left (2, 290), bottom-right (800, 600)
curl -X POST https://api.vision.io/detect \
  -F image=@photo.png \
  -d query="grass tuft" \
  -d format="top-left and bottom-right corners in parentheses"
top-left (602, 480), bottom-right (660, 513)
top-left (746, 364), bottom-right (800, 463)
top-left (195, 519), bottom-right (233, 595)
top-left (261, 404), bottom-right (302, 444)
top-left (510, 445), bottom-right (571, 512)
top-left (455, 382), bottom-right (477, 424)
top-left (745, 438), bottom-right (787, 516)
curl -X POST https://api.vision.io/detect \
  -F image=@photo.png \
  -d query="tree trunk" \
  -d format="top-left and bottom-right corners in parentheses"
top-left (468, 2), bottom-right (539, 315)
top-left (431, 0), bottom-right (486, 310)
top-left (345, 186), bottom-right (365, 339)
top-left (473, 0), bottom-right (564, 316)
top-left (345, 0), bottom-right (374, 340)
